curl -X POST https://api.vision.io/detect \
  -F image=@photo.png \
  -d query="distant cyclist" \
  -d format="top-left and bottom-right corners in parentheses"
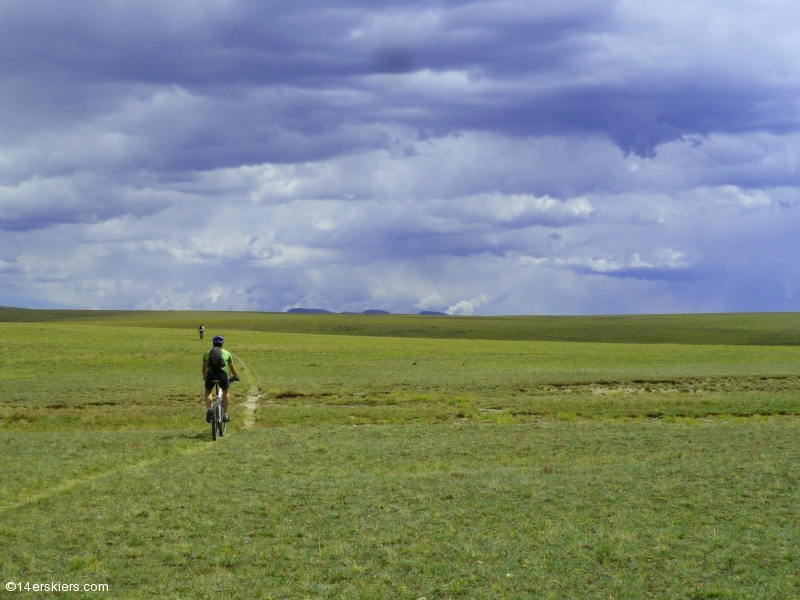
top-left (198, 324), bottom-right (205, 340)
top-left (202, 335), bottom-right (240, 424)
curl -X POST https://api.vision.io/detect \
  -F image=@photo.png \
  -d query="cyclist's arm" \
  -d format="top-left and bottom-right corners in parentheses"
top-left (228, 359), bottom-right (239, 379)
top-left (202, 360), bottom-right (207, 379)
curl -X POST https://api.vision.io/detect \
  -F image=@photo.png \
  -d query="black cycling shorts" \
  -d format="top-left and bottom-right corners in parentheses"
top-left (205, 370), bottom-right (230, 391)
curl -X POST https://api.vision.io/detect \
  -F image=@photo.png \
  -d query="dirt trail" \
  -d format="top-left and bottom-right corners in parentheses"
top-left (2, 352), bottom-right (261, 512)
top-left (0, 442), bottom-right (213, 512)
top-left (231, 352), bottom-right (259, 428)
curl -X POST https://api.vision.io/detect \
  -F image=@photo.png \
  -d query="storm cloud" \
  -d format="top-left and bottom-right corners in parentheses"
top-left (1, 0), bottom-right (800, 313)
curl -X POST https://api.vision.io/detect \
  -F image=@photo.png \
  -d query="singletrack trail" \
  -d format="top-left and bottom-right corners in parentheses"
top-left (0, 442), bottom-right (213, 512)
top-left (231, 351), bottom-right (260, 428)
top-left (2, 353), bottom-right (260, 513)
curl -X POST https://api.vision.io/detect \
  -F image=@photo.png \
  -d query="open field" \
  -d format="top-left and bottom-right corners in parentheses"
top-left (5, 306), bottom-right (800, 345)
top-left (2, 310), bottom-right (799, 598)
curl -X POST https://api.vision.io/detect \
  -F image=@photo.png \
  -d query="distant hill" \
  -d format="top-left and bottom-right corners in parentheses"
top-left (419, 311), bottom-right (448, 316)
top-left (362, 309), bottom-right (391, 314)
top-left (287, 308), bottom-right (332, 314)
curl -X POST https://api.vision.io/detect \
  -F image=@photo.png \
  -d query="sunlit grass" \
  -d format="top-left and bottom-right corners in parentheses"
top-left (0, 430), bottom-right (204, 508)
top-left (4, 306), bottom-right (800, 344)
top-left (1, 323), bottom-right (243, 430)
top-left (6, 322), bottom-right (800, 429)
top-left (2, 313), bottom-right (799, 597)
top-left (2, 421), bottom-right (798, 598)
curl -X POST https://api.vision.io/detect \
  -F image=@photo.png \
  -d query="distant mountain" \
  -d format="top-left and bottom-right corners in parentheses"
top-left (287, 308), bottom-right (333, 314)
top-left (419, 311), bottom-right (448, 316)
top-left (362, 309), bottom-right (391, 314)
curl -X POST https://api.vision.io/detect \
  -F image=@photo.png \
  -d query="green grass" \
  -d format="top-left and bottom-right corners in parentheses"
top-left (0, 430), bottom-right (203, 508)
top-left (1, 323), bottom-right (245, 430)
top-left (4, 306), bottom-right (800, 345)
top-left (239, 328), bottom-right (800, 425)
top-left (3, 422), bottom-right (798, 598)
top-left (2, 310), bottom-right (799, 598)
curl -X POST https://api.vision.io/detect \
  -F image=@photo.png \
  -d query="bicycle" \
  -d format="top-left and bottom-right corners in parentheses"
top-left (209, 376), bottom-right (238, 440)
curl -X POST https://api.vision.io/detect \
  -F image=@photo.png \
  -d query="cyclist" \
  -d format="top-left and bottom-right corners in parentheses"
top-left (202, 335), bottom-right (240, 424)
top-left (198, 324), bottom-right (205, 340)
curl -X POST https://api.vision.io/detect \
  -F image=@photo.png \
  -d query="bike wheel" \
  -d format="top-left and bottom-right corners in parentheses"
top-left (216, 386), bottom-right (225, 437)
top-left (211, 403), bottom-right (219, 441)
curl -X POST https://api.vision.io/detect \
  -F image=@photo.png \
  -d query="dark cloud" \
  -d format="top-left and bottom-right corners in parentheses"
top-left (2, 1), bottom-right (800, 312)
top-left (372, 47), bottom-right (416, 74)
top-left (3, 0), bottom-right (793, 168)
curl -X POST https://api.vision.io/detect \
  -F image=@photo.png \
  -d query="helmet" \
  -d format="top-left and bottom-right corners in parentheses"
top-left (212, 335), bottom-right (224, 345)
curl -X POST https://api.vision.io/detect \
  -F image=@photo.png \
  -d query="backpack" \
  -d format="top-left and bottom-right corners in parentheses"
top-left (208, 347), bottom-right (226, 372)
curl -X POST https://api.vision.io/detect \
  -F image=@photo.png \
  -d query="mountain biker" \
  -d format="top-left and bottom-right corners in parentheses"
top-left (198, 324), bottom-right (205, 340)
top-left (202, 335), bottom-right (239, 424)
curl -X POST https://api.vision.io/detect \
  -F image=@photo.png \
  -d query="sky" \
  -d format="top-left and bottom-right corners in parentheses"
top-left (2, 0), bottom-right (800, 315)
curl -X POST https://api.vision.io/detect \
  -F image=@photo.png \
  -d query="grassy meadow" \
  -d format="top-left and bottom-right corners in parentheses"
top-left (1, 309), bottom-right (799, 598)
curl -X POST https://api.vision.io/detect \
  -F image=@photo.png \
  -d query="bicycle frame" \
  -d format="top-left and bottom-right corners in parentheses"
top-left (211, 381), bottom-right (227, 440)
top-left (208, 375), bottom-right (236, 440)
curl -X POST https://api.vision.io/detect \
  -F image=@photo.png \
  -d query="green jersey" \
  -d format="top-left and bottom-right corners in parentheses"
top-left (203, 347), bottom-right (233, 374)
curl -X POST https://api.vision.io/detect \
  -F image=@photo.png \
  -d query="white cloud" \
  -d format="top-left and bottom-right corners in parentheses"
top-left (2, 1), bottom-right (800, 314)
top-left (447, 294), bottom-right (489, 316)
top-left (2, 126), bottom-right (800, 313)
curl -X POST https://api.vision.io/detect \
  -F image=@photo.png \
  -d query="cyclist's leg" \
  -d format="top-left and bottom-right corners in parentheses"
top-left (204, 386), bottom-right (215, 422)
top-left (204, 390), bottom-right (214, 408)
top-left (204, 373), bottom-right (215, 408)
top-left (218, 372), bottom-right (231, 418)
